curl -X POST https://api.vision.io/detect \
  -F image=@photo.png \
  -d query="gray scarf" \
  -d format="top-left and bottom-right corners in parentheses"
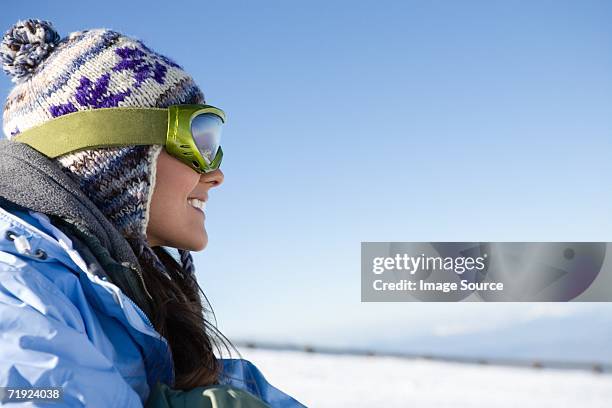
top-left (0, 138), bottom-right (153, 315)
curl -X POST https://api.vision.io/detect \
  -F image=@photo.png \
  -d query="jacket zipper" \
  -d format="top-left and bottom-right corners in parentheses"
top-left (128, 263), bottom-right (154, 301)
top-left (120, 282), bottom-right (176, 386)
top-left (126, 294), bottom-right (154, 330)
top-left (123, 290), bottom-right (166, 346)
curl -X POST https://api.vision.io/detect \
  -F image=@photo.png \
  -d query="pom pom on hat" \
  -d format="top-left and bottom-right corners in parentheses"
top-left (1, 19), bottom-right (61, 83)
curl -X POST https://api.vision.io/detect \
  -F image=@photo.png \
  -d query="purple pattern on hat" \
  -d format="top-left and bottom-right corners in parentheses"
top-left (34, 35), bottom-right (198, 120)
top-left (113, 46), bottom-right (171, 88)
top-left (49, 73), bottom-right (132, 117)
top-left (152, 61), bottom-right (167, 84)
top-left (75, 73), bottom-right (131, 108)
top-left (49, 102), bottom-right (77, 117)
top-left (34, 30), bottom-right (122, 103)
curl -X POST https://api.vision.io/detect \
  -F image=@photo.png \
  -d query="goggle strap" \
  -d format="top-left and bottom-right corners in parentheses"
top-left (12, 107), bottom-right (168, 158)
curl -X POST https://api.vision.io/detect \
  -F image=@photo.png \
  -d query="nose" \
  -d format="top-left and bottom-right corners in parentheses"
top-left (201, 168), bottom-right (224, 189)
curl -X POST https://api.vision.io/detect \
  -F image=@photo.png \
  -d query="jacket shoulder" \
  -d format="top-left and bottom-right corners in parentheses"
top-left (0, 204), bottom-right (154, 405)
top-left (0, 203), bottom-right (88, 276)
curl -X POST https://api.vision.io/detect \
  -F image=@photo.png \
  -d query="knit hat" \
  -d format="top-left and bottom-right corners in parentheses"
top-left (1, 19), bottom-right (203, 276)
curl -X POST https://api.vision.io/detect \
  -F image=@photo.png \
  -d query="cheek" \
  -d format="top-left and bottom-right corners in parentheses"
top-left (158, 180), bottom-right (194, 215)
top-left (157, 181), bottom-right (202, 233)
top-left (149, 152), bottom-right (204, 244)
top-left (155, 162), bottom-right (197, 206)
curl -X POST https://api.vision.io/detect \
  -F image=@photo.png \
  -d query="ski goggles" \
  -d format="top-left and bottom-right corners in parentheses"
top-left (12, 104), bottom-right (226, 173)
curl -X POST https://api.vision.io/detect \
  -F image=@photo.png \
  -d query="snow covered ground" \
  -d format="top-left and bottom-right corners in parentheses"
top-left (236, 348), bottom-right (612, 408)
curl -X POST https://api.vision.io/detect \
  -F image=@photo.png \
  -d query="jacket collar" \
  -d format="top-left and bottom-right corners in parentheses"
top-left (0, 139), bottom-right (152, 317)
top-left (0, 139), bottom-right (135, 262)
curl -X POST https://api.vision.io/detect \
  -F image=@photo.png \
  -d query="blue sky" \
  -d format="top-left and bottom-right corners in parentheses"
top-left (2, 1), bottom-right (611, 360)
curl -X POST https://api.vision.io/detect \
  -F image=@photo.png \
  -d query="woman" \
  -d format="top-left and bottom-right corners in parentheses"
top-left (0, 19), bottom-right (306, 407)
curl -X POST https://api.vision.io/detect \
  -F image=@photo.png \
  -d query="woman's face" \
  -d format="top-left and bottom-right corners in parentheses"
top-left (146, 149), bottom-right (224, 251)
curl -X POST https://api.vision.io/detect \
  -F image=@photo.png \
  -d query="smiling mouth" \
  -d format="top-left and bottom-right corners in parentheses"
top-left (187, 198), bottom-right (206, 212)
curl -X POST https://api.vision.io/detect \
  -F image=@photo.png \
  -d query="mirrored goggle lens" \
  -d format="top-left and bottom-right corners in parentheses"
top-left (191, 113), bottom-right (223, 164)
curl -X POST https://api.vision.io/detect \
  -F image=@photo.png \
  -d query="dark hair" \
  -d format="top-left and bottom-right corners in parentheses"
top-left (133, 244), bottom-right (239, 389)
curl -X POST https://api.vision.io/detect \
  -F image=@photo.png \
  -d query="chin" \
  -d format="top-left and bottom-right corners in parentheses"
top-left (182, 233), bottom-right (208, 252)
top-left (158, 226), bottom-right (208, 252)
top-left (191, 240), bottom-right (207, 252)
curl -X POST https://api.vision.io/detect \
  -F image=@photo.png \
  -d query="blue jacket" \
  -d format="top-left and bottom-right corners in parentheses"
top-left (0, 204), bottom-right (306, 407)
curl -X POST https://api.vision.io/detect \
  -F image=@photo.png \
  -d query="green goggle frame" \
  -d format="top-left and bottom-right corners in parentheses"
top-left (12, 104), bottom-right (226, 174)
